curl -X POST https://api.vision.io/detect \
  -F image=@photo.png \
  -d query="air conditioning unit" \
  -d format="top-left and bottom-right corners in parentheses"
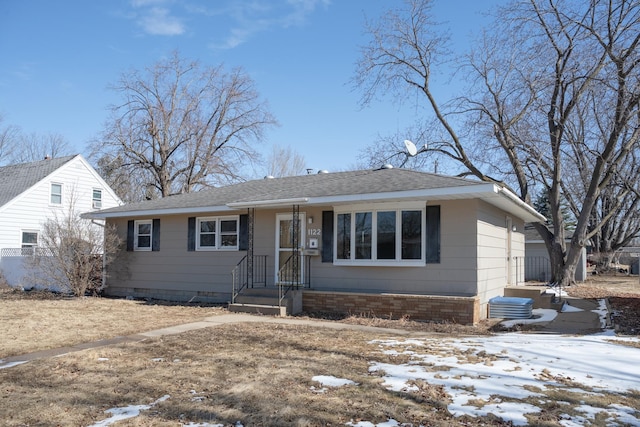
top-left (92, 201), bottom-right (102, 209)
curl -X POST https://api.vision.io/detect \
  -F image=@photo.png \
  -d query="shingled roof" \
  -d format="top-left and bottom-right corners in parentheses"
top-left (0, 155), bottom-right (77, 208)
top-left (86, 168), bottom-right (545, 223)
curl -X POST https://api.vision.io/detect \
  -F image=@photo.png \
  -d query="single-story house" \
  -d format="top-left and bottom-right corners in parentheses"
top-left (0, 155), bottom-right (122, 288)
top-left (85, 167), bottom-right (544, 324)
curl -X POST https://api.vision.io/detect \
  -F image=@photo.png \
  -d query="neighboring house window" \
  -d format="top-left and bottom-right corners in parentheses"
top-left (21, 231), bottom-right (38, 248)
top-left (335, 204), bottom-right (425, 265)
top-left (21, 231), bottom-right (38, 255)
top-left (50, 183), bottom-right (62, 205)
top-left (195, 216), bottom-right (239, 250)
top-left (134, 220), bottom-right (152, 251)
top-left (92, 189), bottom-right (102, 209)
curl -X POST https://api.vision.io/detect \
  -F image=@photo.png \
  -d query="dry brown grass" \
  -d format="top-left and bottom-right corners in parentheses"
top-left (568, 273), bottom-right (640, 298)
top-left (1, 323), bottom-right (461, 427)
top-left (1, 281), bottom-right (639, 426)
top-left (2, 321), bottom-right (637, 426)
top-left (567, 273), bottom-right (640, 335)
top-left (0, 287), bottom-right (222, 358)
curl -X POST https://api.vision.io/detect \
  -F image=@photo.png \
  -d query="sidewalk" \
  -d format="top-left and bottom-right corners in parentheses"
top-left (535, 297), bottom-right (607, 334)
top-left (0, 299), bottom-right (608, 369)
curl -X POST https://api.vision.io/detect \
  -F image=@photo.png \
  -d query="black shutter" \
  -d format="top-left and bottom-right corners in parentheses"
top-left (321, 210), bottom-right (334, 262)
top-left (126, 220), bottom-right (134, 252)
top-left (187, 217), bottom-right (196, 251)
top-left (426, 205), bottom-right (440, 263)
top-left (152, 218), bottom-right (160, 251)
top-left (239, 214), bottom-right (249, 251)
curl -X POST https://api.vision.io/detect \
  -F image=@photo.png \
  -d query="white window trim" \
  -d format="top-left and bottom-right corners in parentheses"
top-left (50, 182), bottom-right (63, 206)
top-left (134, 219), bottom-right (152, 252)
top-left (334, 202), bottom-right (426, 266)
top-left (196, 215), bottom-right (239, 251)
top-left (21, 230), bottom-right (39, 248)
top-left (92, 188), bottom-right (103, 209)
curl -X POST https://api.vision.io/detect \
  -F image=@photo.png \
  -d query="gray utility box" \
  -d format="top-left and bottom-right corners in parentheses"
top-left (489, 296), bottom-right (534, 319)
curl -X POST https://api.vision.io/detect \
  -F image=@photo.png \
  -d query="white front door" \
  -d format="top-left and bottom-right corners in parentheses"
top-left (276, 213), bottom-right (305, 284)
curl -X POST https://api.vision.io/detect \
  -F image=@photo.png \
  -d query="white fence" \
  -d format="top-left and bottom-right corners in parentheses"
top-left (0, 248), bottom-right (63, 291)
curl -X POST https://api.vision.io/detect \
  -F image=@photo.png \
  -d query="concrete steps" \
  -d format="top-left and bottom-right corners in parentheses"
top-left (504, 285), bottom-right (558, 309)
top-left (228, 287), bottom-right (302, 316)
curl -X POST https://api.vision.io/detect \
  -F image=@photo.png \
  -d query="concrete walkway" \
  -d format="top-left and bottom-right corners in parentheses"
top-left (535, 296), bottom-right (607, 334)
top-left (0, 299), bottom-right (609, 369)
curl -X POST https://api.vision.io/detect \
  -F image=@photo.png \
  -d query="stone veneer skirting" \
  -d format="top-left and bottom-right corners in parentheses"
top-left (302, 290), bottom-right (480, 325)
top-left (105, 286), bottom-right (481, 325)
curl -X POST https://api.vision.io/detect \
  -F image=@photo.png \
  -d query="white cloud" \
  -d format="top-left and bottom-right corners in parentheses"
top-left (282, 0), bottom-right (331, 28)
top-left (137, 6), bottom-right (185, 36)
top-left (129, 0), bottom-right (184, 36)
top-left (210, 0), bottom-right (331, 50)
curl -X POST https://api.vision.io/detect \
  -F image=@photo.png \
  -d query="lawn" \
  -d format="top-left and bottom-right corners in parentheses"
top-left (0, 288), bottom-right (223, 358)
top-left (0, 277), bottom-right (639, 427)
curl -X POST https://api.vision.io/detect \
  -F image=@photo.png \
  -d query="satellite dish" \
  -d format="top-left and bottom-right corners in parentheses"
top-left (404, 140), bottom-right (418, 156)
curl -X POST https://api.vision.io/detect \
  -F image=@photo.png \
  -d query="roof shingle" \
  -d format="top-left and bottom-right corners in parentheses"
top-left (91, 168), bottom-right (487, 216)
top-left (0, 155), bottom-right (77, 208)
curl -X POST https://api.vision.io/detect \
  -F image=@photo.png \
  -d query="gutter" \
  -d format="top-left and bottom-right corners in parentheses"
top-left (226, 197), bottom-right (310, 209)
top-left (496, 186), bottom-right (546, 223)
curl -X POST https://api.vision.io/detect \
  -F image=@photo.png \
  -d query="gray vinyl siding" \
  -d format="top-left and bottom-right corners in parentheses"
top-left (476, 200), bottom-right (525, 308)
top-left (107, 214), bottom-right (248, 302)
top-left (307, 200), bottom-right (479, 297)
top-left (104, 199), bottom-right (525, 307)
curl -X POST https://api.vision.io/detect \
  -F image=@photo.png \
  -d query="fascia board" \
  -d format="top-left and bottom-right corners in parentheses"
top-left (81, 204), bottom-right (236, 219)
top-left (306, 183), bottom-right (500, 206)
top-left (226, 197), bottom-right (310, 208)
top-left (493, 186), bottom-right (547, 223)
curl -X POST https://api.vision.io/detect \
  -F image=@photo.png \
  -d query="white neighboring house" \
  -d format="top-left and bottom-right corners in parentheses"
top-left (0, 155), bottom-right (122, 288)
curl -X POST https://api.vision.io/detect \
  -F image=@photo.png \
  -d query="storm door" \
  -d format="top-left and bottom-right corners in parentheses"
top-left (275, 212), bottom-right (305, 284)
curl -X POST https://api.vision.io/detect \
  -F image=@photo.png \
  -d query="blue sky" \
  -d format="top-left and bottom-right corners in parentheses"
top-left (0, 0), bottom-right (496, 175)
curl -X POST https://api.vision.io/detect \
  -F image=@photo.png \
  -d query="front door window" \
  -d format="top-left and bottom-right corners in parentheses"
top-left (276, 213), bottom-right (305, 284)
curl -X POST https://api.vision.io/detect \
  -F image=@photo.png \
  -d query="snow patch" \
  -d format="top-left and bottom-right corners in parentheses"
top-left (0, 360), bottom-right (27, 369)
top-left (312, 375), bottom-right (357, 387)
top-left (369, 334), bottom-right (640, 425)
top-left (88, 395), bottom-right (170, 427)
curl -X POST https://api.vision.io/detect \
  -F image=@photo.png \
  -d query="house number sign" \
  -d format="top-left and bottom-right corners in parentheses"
top-left (308, 228), bottom-right (321, 236)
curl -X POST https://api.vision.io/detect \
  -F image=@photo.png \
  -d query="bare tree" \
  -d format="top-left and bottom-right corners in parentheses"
top-left (93, 51), bottom-right (277, 200)
top-left (264, 145), bottom-right (307, 177)
top-left (94, 153), bottom-right (154, 203)
top-left (0, 114), bottom-right (19, 165)
top-left (10, 132), bottom-right (72, 163)
top-left (355, 128), bottom-right (442, 171)
top-left (26, 197), bottom-right (122, 296)
top-left (355, 0), bottom-right (640, 286)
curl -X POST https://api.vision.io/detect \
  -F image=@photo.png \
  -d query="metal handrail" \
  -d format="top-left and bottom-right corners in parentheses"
top-left (231, 255), bottom-right (268, 304)
top-left (514, 256), bottom-right (552, 284)
top-left (231, 255), bottom-right (247, 304)
top-left (277, 254), bottom-right (311, 307)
